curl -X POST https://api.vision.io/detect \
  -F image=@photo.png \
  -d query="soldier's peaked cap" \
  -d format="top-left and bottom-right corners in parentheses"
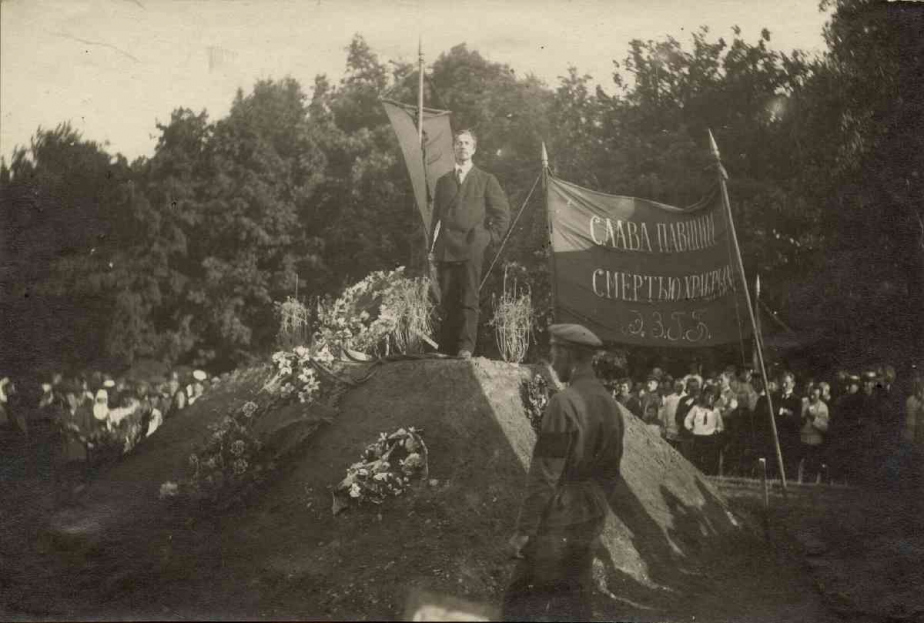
top-left (549, 324), bottom-right (602, 349)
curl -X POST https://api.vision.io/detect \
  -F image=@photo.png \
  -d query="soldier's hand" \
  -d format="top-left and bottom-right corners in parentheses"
top-left (508, 534), bottom-right (529, 559)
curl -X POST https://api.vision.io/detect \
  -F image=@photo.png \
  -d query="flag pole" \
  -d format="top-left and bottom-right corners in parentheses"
top-left (754, 274), bottom-right (765, 353)
top-left (709, 129), bottom-right (788, 494)
top-left (752, 274), bottom-right (762, 372)
top-left (417, 38), bottom-right (440, 304)
top-left (477, 173), bottom-right (542, 293)
top-left (542, 142), bottom-right (559, 322)
top-left (417, 36), bottom-right (424, 148)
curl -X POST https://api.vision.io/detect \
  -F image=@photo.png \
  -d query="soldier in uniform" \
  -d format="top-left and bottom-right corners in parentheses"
top-left (503, 324), bottom-right (624, 621)
top-left (429, 129), bottom-right (510, 359)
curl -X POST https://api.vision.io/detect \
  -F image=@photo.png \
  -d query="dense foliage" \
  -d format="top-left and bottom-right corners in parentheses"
top-left (2, 1), bottom-right (922, 377)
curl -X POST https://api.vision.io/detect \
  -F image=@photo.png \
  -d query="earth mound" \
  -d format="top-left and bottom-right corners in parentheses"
top-left (11, 357), bottom-right (832, 621)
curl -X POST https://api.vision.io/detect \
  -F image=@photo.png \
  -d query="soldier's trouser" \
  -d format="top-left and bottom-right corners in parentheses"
top-left (438, 255), bottom-right (483, 356)
top-left (502, 522), bottom-right (598, 622)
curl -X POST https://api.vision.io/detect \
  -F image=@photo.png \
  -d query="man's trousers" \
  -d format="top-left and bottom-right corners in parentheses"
top-left (437, 255), bottom-right (483, 356)
top-left (501, 521), bottom-right (600, 621)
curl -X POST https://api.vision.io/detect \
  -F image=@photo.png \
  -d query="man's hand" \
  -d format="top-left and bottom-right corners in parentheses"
top-left (508, 533), bottom-right (530, 559)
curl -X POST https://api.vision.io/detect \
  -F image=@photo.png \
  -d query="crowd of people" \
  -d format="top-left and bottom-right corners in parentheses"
top-left (604, 363), bottom-right (924, 486)
top-left (4, 354), bottom-right (924, 491)
top-left (0, 368), bottom-right (218, 471)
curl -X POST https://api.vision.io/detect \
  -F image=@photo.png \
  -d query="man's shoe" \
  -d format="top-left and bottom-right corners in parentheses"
top-left (458, 349), bottom-right (473, 360)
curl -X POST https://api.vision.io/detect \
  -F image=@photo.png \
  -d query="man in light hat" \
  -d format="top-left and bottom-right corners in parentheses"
top-left (503, 323), bottom-right (624, 621)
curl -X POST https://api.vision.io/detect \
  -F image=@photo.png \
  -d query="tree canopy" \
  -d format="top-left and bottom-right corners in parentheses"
top-left (2, 2), bottom-right (922, 377)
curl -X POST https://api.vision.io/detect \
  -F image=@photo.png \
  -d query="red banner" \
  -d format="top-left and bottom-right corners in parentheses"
top-left (548, 175), bottom-right (752, 347)
top-left (382, 99), bottom-right (455, 234)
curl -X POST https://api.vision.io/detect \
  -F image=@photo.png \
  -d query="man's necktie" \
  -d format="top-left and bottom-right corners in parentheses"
top-left (456, 169), bottom-right (463, 187)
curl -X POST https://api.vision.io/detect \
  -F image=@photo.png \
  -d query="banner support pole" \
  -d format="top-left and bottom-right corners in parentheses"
top-left (541, 142), bottom-right (559, 323)
top-left (478, 172), bottom-right (542, 293)
top-left (709, 129), bottom-right (788, 494)
top-left (416, 39), bottom-right (440, 302)
top-left (417, 36), bottom-right (424, 148)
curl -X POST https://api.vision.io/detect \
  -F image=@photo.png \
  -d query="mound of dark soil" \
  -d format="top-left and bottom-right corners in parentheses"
top-left (3, 357), bottom-right (834, 621)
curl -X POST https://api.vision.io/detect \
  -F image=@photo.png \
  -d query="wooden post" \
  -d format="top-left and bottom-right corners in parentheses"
top-left (542, 142), bottom-right (559, 323)
top-left (709, 129), bottom-right (788, 494)
top-left (417, 37), bottom-right (424, 148)
top-left (759, 457), bottom-right (769, 511)
top-left (417, 38), bottom-right (435, 287)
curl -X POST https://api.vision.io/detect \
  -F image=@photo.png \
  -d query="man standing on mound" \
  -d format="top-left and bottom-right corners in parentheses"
top-left (429, 129), bottom-right (510, 359)
top-left (504, 324), bottom-right (625, 621)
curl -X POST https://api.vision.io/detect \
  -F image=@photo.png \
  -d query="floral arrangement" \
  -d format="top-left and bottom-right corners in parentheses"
top-left (264, 268), bottom-right (434, 405)
top-left (332, 427), bottom-right (428, 514)
top-left (490, 263), bottom-right (533, 363)
top-left (521, 374), bottom-right (557, 434)
top-left (275, 295), bottom-right (312, 350)
top-left (313, 267), bottom-right (434, 358)
top-left (267, 344), bottom-right (332, 405)
top-left (163, 399), bottom-right (272, 508)
top-left (162, 268), bottom-right (436, 510)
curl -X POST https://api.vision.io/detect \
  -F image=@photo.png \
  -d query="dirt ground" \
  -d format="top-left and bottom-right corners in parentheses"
top-left (0, 358), bottom-right (916, 621)
top-left (718, 476), bottom-right (924, 623)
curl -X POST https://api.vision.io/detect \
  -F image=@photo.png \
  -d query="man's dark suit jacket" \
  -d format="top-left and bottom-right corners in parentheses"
top-left (430, 166), bottom-right (510, 262)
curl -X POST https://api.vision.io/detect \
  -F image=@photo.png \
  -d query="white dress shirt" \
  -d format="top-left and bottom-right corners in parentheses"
top-left (455, 161), bottom-right (473, 184)
top-left (685, 405), bottom-right (724, 437)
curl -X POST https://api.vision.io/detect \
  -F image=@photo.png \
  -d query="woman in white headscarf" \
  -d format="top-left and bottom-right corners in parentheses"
top-left (187, 370), bottom-right (207, 405)
top-left (93, 388), bottom-right (111, 430)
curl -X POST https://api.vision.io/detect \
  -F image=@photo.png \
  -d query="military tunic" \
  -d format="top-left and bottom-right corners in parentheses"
top-left (503, 369), bottom-right (624, 621)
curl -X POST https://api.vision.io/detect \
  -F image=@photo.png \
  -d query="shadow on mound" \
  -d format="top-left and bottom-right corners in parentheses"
top-left (13, 357), bottom-right (745, 621)
top-left (246, 357), bottom-right (537, 620)
top-left (588, 409), bottom-right (742, 616)
top-left (249, 357), bottom-right (742, 620)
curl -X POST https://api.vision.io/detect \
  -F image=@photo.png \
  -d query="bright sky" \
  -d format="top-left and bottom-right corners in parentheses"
top-left (0, 0), bottom-right (831, 162)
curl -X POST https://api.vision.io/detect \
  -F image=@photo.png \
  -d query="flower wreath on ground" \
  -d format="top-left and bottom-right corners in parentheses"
top-left (161, 268), bottom-right (434, 510)
top-left (331, 427), bottom-right (428, 515)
